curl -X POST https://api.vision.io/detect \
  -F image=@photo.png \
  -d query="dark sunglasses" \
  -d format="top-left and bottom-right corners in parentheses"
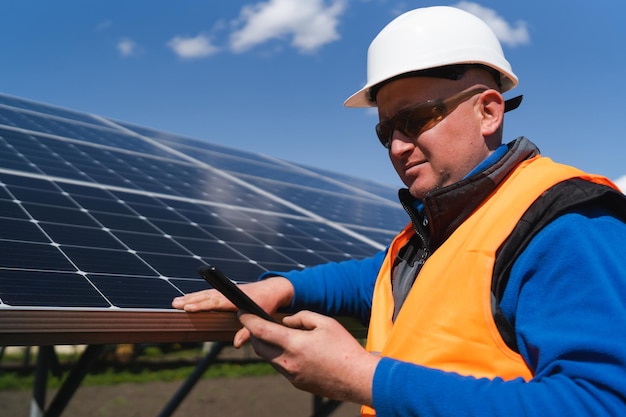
top-left (375, 87), bottom-right (488, 149)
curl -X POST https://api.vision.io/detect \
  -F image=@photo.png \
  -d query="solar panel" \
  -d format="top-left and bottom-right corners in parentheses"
top-left (0, 92), bottom-right (405, 345)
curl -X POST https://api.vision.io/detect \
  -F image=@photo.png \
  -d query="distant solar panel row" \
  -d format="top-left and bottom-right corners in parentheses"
top-left (0, 92), bottom-right (404, 316)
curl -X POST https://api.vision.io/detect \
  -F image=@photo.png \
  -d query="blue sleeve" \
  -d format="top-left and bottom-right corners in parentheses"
top-left (260, 250), bottom-right (386, 325)
top-left (372, 208), bottom-right (626, 416)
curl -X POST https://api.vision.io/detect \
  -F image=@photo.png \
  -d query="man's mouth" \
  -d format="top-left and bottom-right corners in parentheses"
top-left (404, 160), bottom-right (426, 174)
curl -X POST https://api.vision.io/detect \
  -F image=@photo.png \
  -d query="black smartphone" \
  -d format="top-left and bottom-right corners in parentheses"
top-left (198, 265), bottom-right (277, 323)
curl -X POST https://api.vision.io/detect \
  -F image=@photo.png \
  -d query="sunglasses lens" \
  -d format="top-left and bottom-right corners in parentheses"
top-left (376, 115), bottom-right (418, 149)
top-left (375, 123), bottom-right (391, 148)
top-left (403, 117), bottom-right (426, 138)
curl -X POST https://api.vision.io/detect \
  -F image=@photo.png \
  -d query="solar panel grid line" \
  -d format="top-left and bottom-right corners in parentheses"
top-left (0, 165), bottom-right (319, 226)
top-left (94, 120), bottom-right (402, 221)
top-left (2, 206), bottom-right (197, 307)
top-left (0, 93), bottom-right (113, 128)
top-left (106, 199), bottom-right (313, 276)
top-left (234, 171), bottom-right (403, 211)
top-left (177, 143), bottom-right (402, 212)
top-left (0, 178), bottom-right (177, 306)
top-left (0, 168), bottom-right (355, 282)
top-left (113, 119), bottom-right (284, 164)
top-left (0, 127), bottom-right (307, 215)
top-left (158, 136), bottom-right (398, 207)
top-left (0, 172), bottom-right (236, 278)
top-left (0, 104), bottom-right (118, 140)
top-left (233, 173), bottom-right (408, 231)
top-left (156, 137), bottom-right (348, 189)
top-left (295, 163), bottom-right (402, 202)
top-left (1, 118), bottom-right (394, 260)
top-left (0, 114), bottom-right (400, 234)
top-left (342, 223), bottom-right (398, 239)
top-left (98, 115), bottom-right (388, 251)
top-left (144, 135), bottom-right (407, 232)
top-left (0, 123), bottom-right (188, 166)
top-left (258, 151), bottom-right (401, 206)
top-left (0, 178), bottom-right (140, 308)
top-left (0, 104), bottom-right (181, 156)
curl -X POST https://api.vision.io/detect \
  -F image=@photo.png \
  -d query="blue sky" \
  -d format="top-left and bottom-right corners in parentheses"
top-left (1, 0), bottom-right (625, 191)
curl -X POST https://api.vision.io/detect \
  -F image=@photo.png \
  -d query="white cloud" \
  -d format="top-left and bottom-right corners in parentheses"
top-left (614, 175), bottom-right (626, 193)
top-left (229, 0), bottom-right (347, 53)
top-left (95, 20), bottom-right (113, 32)
top-left (453, 1), bottom-right (530, 47)
top-left (117, 38), bottom-right (138, 57)
top-left (167, 34), bottom-right (219, 59)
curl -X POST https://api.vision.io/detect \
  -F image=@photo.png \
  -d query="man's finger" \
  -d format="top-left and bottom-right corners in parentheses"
top-left (171, 289), bottom-right (235, 311)
top-left (281, 310), bottom-right (322, 331)
top-left (233, 326), bottom-right (251, 348)
top-left (238, 311), bottom-right (289, 345)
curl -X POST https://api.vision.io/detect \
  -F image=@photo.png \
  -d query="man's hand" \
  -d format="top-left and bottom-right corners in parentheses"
top-left (172, 276), bottom-right (295, 346)
top-left (239, 310), bottom-right (379, 406)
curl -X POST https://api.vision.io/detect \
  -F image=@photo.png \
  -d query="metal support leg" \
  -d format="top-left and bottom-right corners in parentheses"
top-left (30, 346), bottom-right (54, 417)
top-left (156, 341), bottom-right (228, 417)
top-left (311, 395), bottom-right (343, 417)
top-left (44, 344), bottom-right (105, 417)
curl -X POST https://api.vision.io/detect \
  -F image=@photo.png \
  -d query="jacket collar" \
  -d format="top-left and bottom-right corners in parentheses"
top-left (399, 137), bottom-right (540, 250)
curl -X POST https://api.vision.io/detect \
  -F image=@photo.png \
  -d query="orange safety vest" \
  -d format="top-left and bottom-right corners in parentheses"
top-left (361, 156), bottom-right (617, 416)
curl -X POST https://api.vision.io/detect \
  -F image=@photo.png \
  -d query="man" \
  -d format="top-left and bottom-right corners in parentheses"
top-left (173, 6), bottom-right (626, 416)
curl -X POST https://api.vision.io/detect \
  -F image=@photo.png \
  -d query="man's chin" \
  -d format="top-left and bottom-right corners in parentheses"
top-left (407, 185), bottom-right (428, 201)
top-left (406, 179), bottom-right (448, 201)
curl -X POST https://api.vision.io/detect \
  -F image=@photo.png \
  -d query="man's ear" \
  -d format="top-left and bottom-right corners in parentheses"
top-left (478, 90), bottom-right (505, 136)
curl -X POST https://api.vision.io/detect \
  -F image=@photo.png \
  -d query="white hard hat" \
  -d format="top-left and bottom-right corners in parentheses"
top-left (344, 6), bottom-right (518, 108)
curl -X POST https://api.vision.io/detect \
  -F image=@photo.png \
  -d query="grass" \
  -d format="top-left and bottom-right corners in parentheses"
top-left (0, 344), bottom-right (276, 391)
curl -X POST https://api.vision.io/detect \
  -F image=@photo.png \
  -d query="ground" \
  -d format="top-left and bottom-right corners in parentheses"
top-left (1, 374), bottom-right (361, 416)
top-left (1, 341), bottom-right (361, 417)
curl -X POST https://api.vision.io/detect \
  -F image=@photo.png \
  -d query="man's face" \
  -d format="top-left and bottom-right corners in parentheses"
top-left (376, 77), bottom-right (492, 200)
